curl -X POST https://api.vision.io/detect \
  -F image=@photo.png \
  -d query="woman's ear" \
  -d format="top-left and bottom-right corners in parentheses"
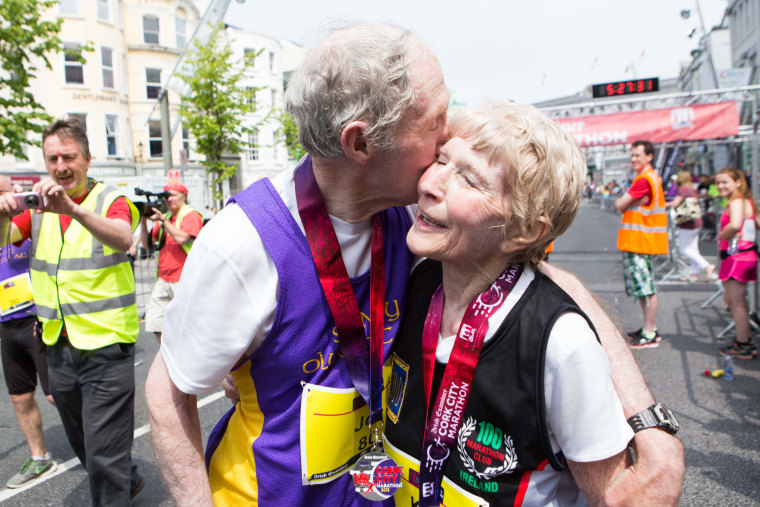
top-left (340, 121), bottom-right (373, 165)
top-left (500, 216), bottom-right (550, 255)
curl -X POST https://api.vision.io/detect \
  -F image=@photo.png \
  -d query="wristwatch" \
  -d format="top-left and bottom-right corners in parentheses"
top-left (627, 403), bottom-right (679, 435)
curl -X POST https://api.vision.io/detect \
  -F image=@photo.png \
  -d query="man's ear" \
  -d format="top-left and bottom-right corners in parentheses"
top-left (500, 217), bottom-right (550, 255)
top-left (341, 121), bottom-right (373, 165)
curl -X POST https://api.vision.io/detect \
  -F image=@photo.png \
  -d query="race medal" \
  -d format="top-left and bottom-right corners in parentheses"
top-left (350, 451), bottom-right (403, 501)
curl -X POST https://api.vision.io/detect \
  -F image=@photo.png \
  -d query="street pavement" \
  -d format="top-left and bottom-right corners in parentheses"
top-left (0, 201), bottom-right (759, 505)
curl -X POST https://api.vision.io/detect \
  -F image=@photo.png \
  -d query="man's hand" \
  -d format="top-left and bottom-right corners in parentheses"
top-left (33, 178), bottom-right (77, 216)
top-left (222, 374), bottom-right (240, 404)
top-left (603, 430), bottom-right (685, 506)
top-left (0, 183), bottom-right (27, 217)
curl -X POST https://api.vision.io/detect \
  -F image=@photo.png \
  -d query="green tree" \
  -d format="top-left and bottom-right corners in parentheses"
top-left (0, 0), bottom-right (89, 159)
top-left (177, 22), bottom-right (260, 207)
top-left (277, 110), bottom-right (305, 161)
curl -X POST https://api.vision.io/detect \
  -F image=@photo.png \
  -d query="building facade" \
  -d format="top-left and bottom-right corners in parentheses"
top-left (0, 0), bottom-right (303, 207)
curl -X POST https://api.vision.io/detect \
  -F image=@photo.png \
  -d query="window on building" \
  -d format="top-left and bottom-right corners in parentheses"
top-left (97, 0), bottom-right (109, 22)
top-left (269, 51), bottom-right (275, 72)
top-left (64, 42), bottom-right (84, 85)
top-left (182, 124), bottom-right (191, 158)
top-left (149, 121), bottom-right (162, 158)
top-left (101, 46), bottom-right (114, 89)
top-left (271, 89), bottom-right (277, 108)
top-left (66, 113), bottom-right (87, 130)
top-left (143, 15), bottom-right (159, 44)
top-left (247, 131), bottom-right (259, 161)
top-left (59, 0), bottom-right (81, 16)
top-left (244, 48), bottom-right (255, 57)
top-left (175, 9), bottom-right (187, 48)
top-left (105, 114), bottom-right (119, 156)
top-left (146, 68), bottom-right (161, 99)
top-left (246, 86), bottom-right (256, 105)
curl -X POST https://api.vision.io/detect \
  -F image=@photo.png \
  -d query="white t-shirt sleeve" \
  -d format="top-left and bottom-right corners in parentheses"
top-left (159, 203), bottom-right (277, 395)
top-left (544, 312), bottom-right (634, 462)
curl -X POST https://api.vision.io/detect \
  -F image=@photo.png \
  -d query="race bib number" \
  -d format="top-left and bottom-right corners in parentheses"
top-left (300, 366), bottom-right (391, 485)
top-left (0, 273), bottom-right (34, 317)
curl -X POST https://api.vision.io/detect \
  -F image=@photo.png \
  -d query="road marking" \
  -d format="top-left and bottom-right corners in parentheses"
top-left (0, 390), bottom-right (226, 501)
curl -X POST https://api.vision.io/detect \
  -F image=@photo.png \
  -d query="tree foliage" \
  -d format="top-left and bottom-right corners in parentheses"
top-left (0, 0), bottom-right (89, 159)
top-left (177, 22), bottom-right (260, 207)
top-left (278, 110), bottom-right (305, 161)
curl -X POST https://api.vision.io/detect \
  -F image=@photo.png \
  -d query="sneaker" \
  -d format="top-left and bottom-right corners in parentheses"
top-left (130, 475), bottom-right (145, 499)
top-left (719, 341), bottom-right (758, 360)
top-left (6, 457), bottom-right (57, 488)
top-left (703, 264), bottom-right (717, 281)
top-left (628, 328), bottom-right (662, 349)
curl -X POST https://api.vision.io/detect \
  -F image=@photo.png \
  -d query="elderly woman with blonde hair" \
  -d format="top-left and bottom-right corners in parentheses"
top-left (384, 101), bottom-right (634, 506)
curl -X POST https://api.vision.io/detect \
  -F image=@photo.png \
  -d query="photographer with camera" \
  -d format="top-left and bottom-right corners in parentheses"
top-left (142, 182), bottom-right (202, 343)
top-left (0, 118), bottom-right (144, 505)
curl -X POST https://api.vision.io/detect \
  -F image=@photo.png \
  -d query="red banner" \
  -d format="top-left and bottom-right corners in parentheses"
top-left (555, 101), bottom-right (739, 148)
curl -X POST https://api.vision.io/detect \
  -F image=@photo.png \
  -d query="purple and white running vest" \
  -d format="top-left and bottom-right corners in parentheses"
top-left (205, 168), bottom-right (414, 506)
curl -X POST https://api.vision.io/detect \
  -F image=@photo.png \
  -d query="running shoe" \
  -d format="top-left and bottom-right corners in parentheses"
top-left (719, 341), bottom-right (758, 360)
top-left (6, 457), bottom-right (56, 488)
top-left (628, 328), bottom-right (662, 349)
top-left (130, 475), bottom-right (146, 499)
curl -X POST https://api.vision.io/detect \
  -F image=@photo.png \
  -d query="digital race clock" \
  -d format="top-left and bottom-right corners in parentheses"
top-left (591, 77), bottom-right (660, 98)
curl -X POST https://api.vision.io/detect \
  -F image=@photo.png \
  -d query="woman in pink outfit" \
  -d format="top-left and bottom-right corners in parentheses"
top-left (715, 167), bottom-right (759, 360)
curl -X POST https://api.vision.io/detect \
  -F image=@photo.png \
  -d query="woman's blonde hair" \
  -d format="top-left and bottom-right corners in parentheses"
top-left (449, 101), bottom-right (586, 266)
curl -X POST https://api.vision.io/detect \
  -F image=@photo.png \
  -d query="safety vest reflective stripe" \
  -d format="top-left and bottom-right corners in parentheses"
top-left (619, 223), bottom-right (669, 234)
top-left (30, 253), bottom-right (128, 274)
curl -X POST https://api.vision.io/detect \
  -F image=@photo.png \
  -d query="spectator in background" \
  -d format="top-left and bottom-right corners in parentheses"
top-left (143, 183), bottom-right (202, 343)
top-left (615, 140), bottom-right (668, 349)
top-left (715, 167), bottom-right (758, 360)
top-left (664, 169), bottom-right (716, 282)
top-left (0, 118), bottom-right (144, 504)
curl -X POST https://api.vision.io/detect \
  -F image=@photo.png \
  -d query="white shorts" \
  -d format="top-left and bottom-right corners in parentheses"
top-left (144, 278), bottom-right (177, 333)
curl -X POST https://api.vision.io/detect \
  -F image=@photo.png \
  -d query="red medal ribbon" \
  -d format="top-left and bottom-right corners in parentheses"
top-left (295, 158), bottom-right (386, 425)
top-left (418, 263), bottom-right (523, 506)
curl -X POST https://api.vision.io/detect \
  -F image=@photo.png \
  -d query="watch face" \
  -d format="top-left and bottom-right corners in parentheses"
top-left (654, 403), bottom-right (679, 434)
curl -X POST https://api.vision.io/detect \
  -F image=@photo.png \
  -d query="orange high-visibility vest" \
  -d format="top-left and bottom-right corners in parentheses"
top-left (617, 168), bottom-right (668, 254)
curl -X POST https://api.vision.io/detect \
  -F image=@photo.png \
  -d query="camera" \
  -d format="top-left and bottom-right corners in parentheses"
top-left (12, 192), bottom-right (45, 210)
top-left (133, 188), bottom-right (170, 217)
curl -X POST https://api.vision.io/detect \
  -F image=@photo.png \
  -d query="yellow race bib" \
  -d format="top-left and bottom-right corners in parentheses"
top-left (0, 273), bottom-right (34, 317)
top-left (300, 365), bottom-right (392, 485)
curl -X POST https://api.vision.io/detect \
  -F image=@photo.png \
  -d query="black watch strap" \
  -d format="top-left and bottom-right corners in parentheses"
top-left (627, 403), bottom-right (679, 435)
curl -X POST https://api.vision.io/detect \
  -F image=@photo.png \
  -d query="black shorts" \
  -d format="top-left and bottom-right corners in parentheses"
top-left (0, 315), bottom-right (49, 396)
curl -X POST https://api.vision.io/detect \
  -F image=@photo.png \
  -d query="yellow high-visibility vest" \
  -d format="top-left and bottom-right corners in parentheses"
top-left (30, 182), bottom-right (140, 349)
top-left (156, 204), bottom-right (202, 255)
top-left (617, 168), bottom-right (669, 255)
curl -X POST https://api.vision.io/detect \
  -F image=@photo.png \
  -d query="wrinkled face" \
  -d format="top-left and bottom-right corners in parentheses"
top-left (43, 135), bottom-right (90, 198)
top-left (715, 172), bottom-right (739, 197)
top-left (380, 50), bottom-right (450, 205)
top-left (630, 145), bottom-right (652, 173)
top-left (166, 190), bottom-right (186, 214)
top-left (407, 137), bottom-right (507, 268)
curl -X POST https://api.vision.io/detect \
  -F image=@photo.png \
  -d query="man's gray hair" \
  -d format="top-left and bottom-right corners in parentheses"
top-left (285, 24), bottom-right (421, 157)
